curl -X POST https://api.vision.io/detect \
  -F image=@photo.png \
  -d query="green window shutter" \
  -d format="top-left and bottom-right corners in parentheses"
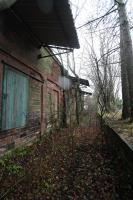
top-left (2, 65), bottom-right (28, 130)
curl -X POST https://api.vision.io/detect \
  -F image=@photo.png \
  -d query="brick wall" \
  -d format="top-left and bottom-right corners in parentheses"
top-left (0, 11), bottom-right (64, 155)
top-left (0, 12), bottom-right (43, 154)
top-left (47, 61), bottom-right (61, 83)
top-left (0, 58), bottom-right (42, 154)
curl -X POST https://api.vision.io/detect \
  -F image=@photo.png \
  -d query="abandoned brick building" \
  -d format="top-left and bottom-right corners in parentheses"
top-left (0, 0), bottom-right (91, 154)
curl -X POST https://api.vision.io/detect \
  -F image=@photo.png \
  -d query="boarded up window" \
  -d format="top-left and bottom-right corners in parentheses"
top-left (29, 79), bottom-right (41, 113)
top-left (46, 91), bottom-right (59, 126)
top-left (1, 65), bottom-right (28, 130)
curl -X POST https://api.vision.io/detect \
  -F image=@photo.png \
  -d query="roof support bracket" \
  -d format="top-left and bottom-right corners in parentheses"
top-left (38, 50), bottom-right (73, 59)
top-left (42, 45), bottom-right (73, 51)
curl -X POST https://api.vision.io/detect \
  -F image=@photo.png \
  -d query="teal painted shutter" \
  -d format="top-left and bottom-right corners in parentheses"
top-left (2, 66), bottom-right (28, 130)
top-left (2, 67), bottom-right (16, 129)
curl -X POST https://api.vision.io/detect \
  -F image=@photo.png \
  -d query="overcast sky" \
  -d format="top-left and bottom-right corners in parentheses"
top-left (68, 0), bottom-right (133, 96)
top-left (70, 0), bottom-right (133, 39)
top-left (70, 0), bottom-right (133, 65)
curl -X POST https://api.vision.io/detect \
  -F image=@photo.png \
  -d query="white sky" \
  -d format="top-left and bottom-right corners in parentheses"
top-left (69, 0), bottom-right (133, 97)
top-left (71, 0), bottom-right (133, 66)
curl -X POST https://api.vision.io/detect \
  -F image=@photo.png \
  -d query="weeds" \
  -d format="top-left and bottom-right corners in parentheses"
top-left (6, 164), bottom-right (24, 176)
top-left (41, 180), bottom-right (55, 193)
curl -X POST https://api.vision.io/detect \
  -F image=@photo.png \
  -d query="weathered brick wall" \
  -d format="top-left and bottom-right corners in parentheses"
top-left (39, 51), bottom-right (64, 127)
top-left (28, 78), bottom-right (42, 133)
top-left (47, 61), bottom-right (61, 83)
top-left (65, 88), bottom-right (77, 124)
top-left (29, 79), bottom-right (41, 116)
top-left (47, 80), bottom-right (63, 123)
top-left (46, 60), bottom-right (64, 126)
top-left (0, 11), bottom-right (64, 154)
top-left (0, 64), bottom-right (42, 154)
top-left (0, 12), bottom-right (43, 154)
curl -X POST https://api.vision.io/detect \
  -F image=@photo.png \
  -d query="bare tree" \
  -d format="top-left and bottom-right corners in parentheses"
top-left (79, 0), bottom-right (133, 121)
top-left (84, 20), bottom-right (120, 119)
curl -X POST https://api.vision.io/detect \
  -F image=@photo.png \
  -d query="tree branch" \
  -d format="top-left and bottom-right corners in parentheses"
top-left (77, 6), bottom-right (117, 29)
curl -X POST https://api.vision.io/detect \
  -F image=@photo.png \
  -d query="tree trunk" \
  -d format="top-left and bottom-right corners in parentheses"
top-left (117, 1), bottom-right (133, 120)
top-left (121, 62), bottom-right (130, 119)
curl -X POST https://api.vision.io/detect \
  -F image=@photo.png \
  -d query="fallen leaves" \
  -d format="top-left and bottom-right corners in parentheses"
top-left (0, 117), bottom-right (133, 199)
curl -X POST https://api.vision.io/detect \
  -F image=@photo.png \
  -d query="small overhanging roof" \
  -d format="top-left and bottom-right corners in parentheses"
top-left (10, 0), bottom-right (79, 49)
top-left (69, 76), bottom-right (90, 87)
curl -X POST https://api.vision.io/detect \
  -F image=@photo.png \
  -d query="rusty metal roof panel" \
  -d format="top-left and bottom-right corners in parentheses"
top-left (11, 0), bottom-right (79, 48)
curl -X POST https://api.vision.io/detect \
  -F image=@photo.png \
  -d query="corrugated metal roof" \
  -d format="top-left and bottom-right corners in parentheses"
top-left (11, 0), bottom-right (79, 48)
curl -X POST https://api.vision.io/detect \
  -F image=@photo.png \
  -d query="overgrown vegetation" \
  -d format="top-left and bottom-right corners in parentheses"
top-left (0, 114), bottom-right (132, 200)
